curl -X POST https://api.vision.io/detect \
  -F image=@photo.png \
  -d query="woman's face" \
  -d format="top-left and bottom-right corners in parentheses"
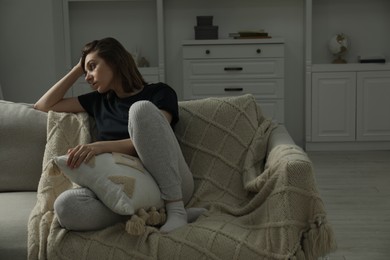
top-left (84, 51), bottom-right (118, 94)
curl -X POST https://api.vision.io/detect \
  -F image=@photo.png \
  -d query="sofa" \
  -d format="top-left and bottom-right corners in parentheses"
top-left (0, 95), bottom-right (336, 260)
top-left (0, 100), bottom-right (47, 259)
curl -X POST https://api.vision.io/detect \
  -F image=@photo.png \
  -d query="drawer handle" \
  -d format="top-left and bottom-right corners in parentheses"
top-left (224, 88), bottom-right (243, 92)
top-left (256, 48), bottom-right (261, 54)
top-left (205, 49), bottom-right (210, 55)
top-left (224, 67), bottom-right (243, 71)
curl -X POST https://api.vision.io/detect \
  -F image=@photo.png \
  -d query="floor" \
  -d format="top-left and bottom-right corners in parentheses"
top-left (307, 150), bottom-right (390, 260)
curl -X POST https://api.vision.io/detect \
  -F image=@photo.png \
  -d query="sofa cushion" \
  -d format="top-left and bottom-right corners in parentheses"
top-left (0, 192), bottom-right (37, 259)
top-left (0, 101), bottom-right (47, 191)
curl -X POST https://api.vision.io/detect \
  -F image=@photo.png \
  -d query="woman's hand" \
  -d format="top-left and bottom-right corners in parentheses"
top-left (67, 143), bottom-right (99, 169)
top-left (34, 60), bottom-right (85, 113)
top-left (66, 139), bottom-right (137, 169)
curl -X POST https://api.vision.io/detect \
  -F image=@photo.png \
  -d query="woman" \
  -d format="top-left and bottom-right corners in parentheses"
top-left (35, 37), bottom-right (204, 233)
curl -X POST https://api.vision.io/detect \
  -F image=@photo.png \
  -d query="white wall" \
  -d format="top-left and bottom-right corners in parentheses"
top-left (0, 0), bottom-right (62, 102)
top-left (0, 0), bottom-right (305, 146)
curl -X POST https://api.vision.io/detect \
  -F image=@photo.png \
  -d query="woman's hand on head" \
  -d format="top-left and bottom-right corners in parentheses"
top-left (67, 143), bottom-right (100, 169)
top-left (75, 58), bottom-right (84, 72)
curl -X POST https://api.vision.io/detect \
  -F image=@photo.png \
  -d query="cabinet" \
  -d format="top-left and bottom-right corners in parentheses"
top-left (312, 72), bottom-right (356, 142)
top-left (310, 69), bottom-right (390, 149)
top-left (357, 71), bottom-right (390, 141)
top-left (305, 0), bottom-right (390, 150)
top-left (182, 39), bottom-right (285, 124)
top-left (62, 0), bottom-right (165, 96)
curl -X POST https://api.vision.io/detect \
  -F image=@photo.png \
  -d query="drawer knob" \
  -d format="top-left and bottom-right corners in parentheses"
top-left (205, 49), bottom-right (210, 55)
top-left (256, 48), bottom-right (261, 54)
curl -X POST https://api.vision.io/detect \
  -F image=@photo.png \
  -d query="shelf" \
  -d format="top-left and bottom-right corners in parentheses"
top-left (63, 0), bottom-right (165, 88)
top-left (182, 38), bottom-right (285, 46)
top-left (311, 63), bottom-right (390, 72)
top-left (71, 66), bottom-right (160, 96)
top-left (65, 0), bottom-right (157, 65)
top-left (310, 0), bottom-right (389, 65)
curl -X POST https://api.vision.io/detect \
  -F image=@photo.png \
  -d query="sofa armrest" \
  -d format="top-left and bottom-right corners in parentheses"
top-left (267, 124), bottom-right (295, 155)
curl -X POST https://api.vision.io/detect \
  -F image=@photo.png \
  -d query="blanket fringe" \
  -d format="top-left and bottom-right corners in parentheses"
top-left (299, 217), bottom-right (337, 259)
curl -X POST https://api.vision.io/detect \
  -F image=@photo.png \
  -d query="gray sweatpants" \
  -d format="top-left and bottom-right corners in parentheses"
top-left (54, 101), bottom-right (194, 231)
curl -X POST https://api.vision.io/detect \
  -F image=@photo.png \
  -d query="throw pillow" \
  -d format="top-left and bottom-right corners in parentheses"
top-left (54, 152), bottom-right (164, 215)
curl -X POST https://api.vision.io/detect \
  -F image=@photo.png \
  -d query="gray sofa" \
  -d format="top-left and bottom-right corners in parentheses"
top-left (0, 101), bottom-right (47, 259)
top-left (1, 98), bottom-right (332, 260)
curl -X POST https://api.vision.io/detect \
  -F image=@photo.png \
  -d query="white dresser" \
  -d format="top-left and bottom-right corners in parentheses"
top-left (182, 39), bottom-right (285, 124)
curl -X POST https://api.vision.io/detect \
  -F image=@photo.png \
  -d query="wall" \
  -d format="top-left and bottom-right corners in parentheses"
top-left (0, 0), bottom-right (62, 102)
top-left (0, 0), bottom-right (305, 146)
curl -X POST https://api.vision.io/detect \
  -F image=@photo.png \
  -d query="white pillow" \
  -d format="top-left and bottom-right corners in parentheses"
top-left (54, 152), bottom-right (164, 215)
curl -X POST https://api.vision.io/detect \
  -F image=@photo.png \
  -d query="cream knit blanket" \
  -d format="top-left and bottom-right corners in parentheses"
top-left (28, 95), bottom-right (336, 259)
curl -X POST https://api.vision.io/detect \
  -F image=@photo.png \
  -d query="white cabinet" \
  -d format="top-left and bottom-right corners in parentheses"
top-left (311, 70), bottom-right (390, 148)
top-left (182, 39), bottom-right (285, 124)
top-left (357, 71), bottom-right (390, 141)
top-left (312, 72), bottom-right (356, 142)
top-left (305, 0), bottom-right (390, 150)
top-left (63, 0), bottom-right (165, 96)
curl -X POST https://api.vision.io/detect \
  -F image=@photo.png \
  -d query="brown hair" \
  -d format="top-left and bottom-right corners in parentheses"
top-left (80, 37), bottom-right (146, 93)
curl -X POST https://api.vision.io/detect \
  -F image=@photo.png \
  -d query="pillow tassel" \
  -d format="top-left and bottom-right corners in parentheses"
top-left (137, 208), bottom-right (150, 222)
top-left (159, 208), bottom-right (166, 224)
top-left (146, 207), bottom-right (161, 226)
top-left (125, 215), bottom-right (146, 235)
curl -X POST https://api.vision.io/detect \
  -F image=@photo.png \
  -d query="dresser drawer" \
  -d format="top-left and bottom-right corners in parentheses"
top-left (183, 44), bottom-right (284, 59)
top-left (184, 79), bottom-right (284, 99)
top-left (182, 40), bottom-right (285, 124)
top-left (184, 59), bottom-right (284, 79)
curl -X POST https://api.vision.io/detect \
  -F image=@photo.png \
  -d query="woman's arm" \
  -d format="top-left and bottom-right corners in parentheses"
top-left (67, 138), bottom-right (137, 169)
top-left (34, 62), bottom-right (85, 113)
top-left (66, 109), bottom-right (173, 169)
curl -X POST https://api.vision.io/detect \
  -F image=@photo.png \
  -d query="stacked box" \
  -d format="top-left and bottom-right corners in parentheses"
top-left (194, 16), bottom-right (218, 40)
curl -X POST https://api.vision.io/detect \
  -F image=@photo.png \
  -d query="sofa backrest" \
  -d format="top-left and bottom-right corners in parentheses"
top-left (175, 94), bottom-right (269, 204)
top-left (0, 101), bottom-right (47, 191)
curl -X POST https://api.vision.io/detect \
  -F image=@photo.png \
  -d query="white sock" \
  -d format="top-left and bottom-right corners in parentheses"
top-left (160, 201), bottom-right (187, 233)
top-left (186, 208), bottom-right (207, 223)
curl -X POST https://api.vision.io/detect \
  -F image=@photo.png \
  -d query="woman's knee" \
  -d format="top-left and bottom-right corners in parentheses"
top-left (54, 188), bottom-right (96, 230)
top-left (129, 101), bottom-right (158, 121)
top-left (54, 189), bottom-right (83, 229)
top-left (54, 188), bottom-right (125, 231)
top-left (128, 101), bottom-right (164, 136)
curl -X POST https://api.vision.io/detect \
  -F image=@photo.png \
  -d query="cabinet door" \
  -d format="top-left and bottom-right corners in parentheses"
top-left (312, 72), bottom-right (356, 142)
top-left (357, 71), bottom-right (390, 141)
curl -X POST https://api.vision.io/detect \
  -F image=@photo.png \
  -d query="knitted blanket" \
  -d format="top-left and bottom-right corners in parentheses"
top-left (28, 94), bottom-right (336, 259)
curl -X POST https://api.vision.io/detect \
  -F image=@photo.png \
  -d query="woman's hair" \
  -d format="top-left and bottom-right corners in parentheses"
top-left (80, 37), bottom-right (146, 93)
